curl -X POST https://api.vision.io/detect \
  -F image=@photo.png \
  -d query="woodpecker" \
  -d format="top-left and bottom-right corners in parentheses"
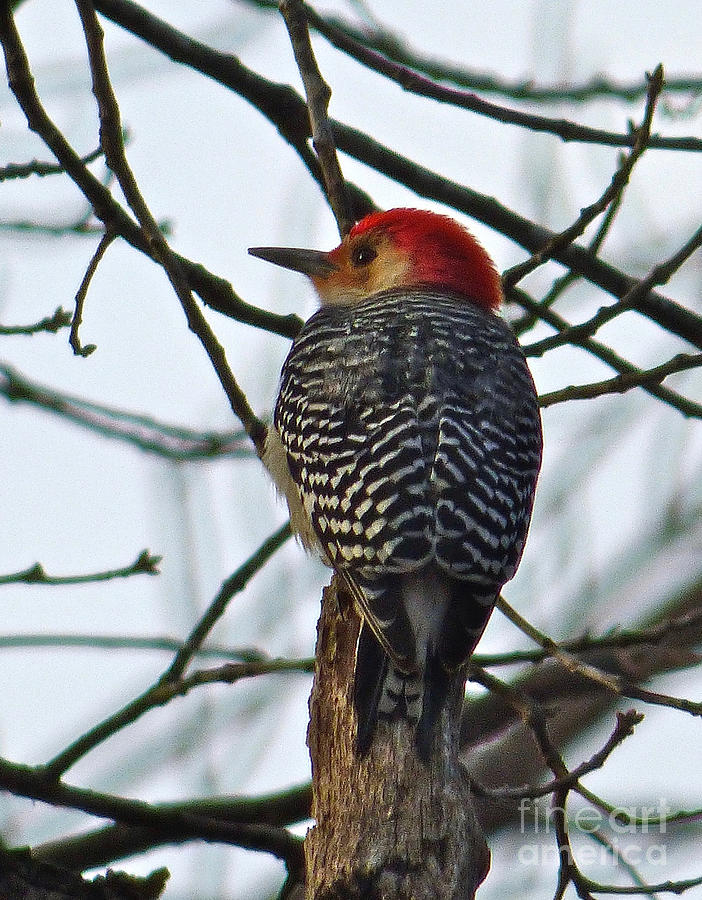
top-left (250, 208), bottom-right (542, 760)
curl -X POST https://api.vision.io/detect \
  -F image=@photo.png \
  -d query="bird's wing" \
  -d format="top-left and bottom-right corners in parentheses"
top-left (277, 390), bottom-right (434, 669)
top-left (274, 304), bottom-right (440, 670)
top-left (432, 388), bottom-right (541, 585)
top-left (428, 330), bottom-right (542, 670)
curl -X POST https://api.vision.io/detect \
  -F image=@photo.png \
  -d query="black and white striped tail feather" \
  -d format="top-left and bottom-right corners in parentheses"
top-left (353, 574), bottom-right (498, 761)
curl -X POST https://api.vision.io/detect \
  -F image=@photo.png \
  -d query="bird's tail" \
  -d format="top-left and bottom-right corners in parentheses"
top-left (353, 622), bottom-right (451, 762)
top-left (353, 579), bottom-right (498, 761)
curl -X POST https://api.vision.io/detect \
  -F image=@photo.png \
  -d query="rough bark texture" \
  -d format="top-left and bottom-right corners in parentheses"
top-left (305, 580), bottom-right (489, 900)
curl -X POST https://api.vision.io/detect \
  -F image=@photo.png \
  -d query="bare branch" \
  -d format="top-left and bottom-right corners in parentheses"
top-left (41, 523), bottom-right (292, 778)
top-left (163, 520), bottom-right (292, 681)
top-left (515, 289), bottom-right (702, 418)
top-left (0, 754), bottom-right (304, 872)
top-left (89, 0), bottom-right (702, 351)
top-left (0, 6), bottom-right (300, 348)
top-left (0, 632), bottom-right (283, 661)
top-left (39, 653), bottom-right (310, 782)
top-left (258, 2), bottom-right (702, 106)
top-left (538, 353), bottom-right (702, 410)
top-left (497, 597), bottom-right (702, 718)
top-left (0, 364), bottom-right (257, 460)
top-left (467, 666), bottom-right (594, 899)
top-left (475, 607), bottom-right (702, 666)
top-left (578, 874), bottom-right (702, 896)
top-left (0, 216), bottom-right (104, 234)
top-left (74, 0), bottom-right (266, 449)
top-left (577, 784), bottom-right (702, 831)
top-left (0, 145), bottom-right (103, 181)
top-left (511, 166), bottom-right (628, 336)
top-left (503, 66), bottom-right (663, 289)
top-left (527, 222), bottom-right (702, 357)
top-left (0, 306), bottom-right (71, 335)
top-left (280, 0), bottom-right (352, 236)
top-left (33, 783), bottom-right (312, 870)
top-left (70, 230), bottom-right (115, 357)
top-left (585, 829), bottom-right (664, 898)
top-left (298, 7), bottom-right (700, 154)
top-left (472, 710), bottom-right (643, 801)
top-left (335, 127), bottom-right (702, 351)
top-left (0, 551), bottom-right (161, 586)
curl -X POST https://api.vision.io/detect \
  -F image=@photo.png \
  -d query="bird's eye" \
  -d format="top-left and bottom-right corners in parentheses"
top-left (351, 244), bottom-right (377, 267)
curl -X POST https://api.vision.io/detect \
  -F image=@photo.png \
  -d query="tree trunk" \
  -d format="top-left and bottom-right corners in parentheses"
top-left (305, 580), bottom-right (489, 900)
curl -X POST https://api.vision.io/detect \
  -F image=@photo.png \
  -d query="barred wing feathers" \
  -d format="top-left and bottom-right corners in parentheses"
top-left (274, 288), bottom-right (542, 751)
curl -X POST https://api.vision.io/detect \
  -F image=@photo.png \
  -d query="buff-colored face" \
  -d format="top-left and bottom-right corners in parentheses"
top-left (311, 229), bottom-right (412, 305)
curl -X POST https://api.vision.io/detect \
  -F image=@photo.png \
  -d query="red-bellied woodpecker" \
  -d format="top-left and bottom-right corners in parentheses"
top-left (250, 208), bottom-right (542, 760)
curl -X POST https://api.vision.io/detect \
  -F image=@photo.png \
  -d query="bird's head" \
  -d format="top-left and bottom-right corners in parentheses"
top-left (249, 208), bottom-right (502, 312)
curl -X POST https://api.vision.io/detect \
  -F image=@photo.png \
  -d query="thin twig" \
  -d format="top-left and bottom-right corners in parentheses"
top-left (74, 0), bottom-right (266, 450)
top-left (577, 875), bottom-right (702, 896)
top-left (41, 523), bottom-right (293, 778)
top-left (0, 145), bottom-right (103, 181)
top-left (0, 633), bottom-right (315, 672)
top-left (70, 230), bottom-right (115, 357)
top-left (587, 829), bottom-right (660, 899)
top-left (0, 6), bottom-right (300, 351)
top-left (524, 708), bottom-right (592, 900)
top-left (264, 1), bottom-right (702, 106)
top-left (538, 353), bottom-right (702, 410)
top-left (576, 783), bottom-right (702, 831)
top-left (497, 597), bottom-right (702, 718)
top-left (177, 658), bottom-right (313, 690)
top-left (279, 0), bottom-right (352, 235)
top-left (475, 607), bottom-right (702, 666)
top-left (503, 66), bottom-right (664, 289)
top-left (41, 654), bottom-right (309, 781)
top-left (0, 363), bottom-right (257, 459)
top-left (475, 666), bottom-right (594, 900)
top-left (512, 154), bottom-right (629, 337)
top-left (619, 683), bottom-right (702, 718)
top-left (0, 307), bottom-right (71, 336)
top-left (515, 289), bottom-right (702, 418)
top-left (163, 520), bottom-right (292, 682)
top-left (0, 551), bottom-right (160, 586)
top-left (298, 6), bottom-right (701, 154)
top-left (615, 222), bottom-right (702, 310)
top-left (472, 710), bottom-right (642, 801)
top-left (0, 217), bottom-right (104, 235)
top-left (497, 597), bottom-right (628, 693)
top-left (527, 223), bottom-right (702, 357)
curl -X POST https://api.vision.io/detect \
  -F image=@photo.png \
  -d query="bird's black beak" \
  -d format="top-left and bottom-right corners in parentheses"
top-left (248, 246), bottom-right (338, 278)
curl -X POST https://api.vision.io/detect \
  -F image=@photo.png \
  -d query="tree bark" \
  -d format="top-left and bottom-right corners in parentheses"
top-left (305, 580), bottom-right (489, 900)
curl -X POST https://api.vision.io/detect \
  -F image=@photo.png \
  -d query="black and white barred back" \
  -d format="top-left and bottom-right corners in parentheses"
top-left (275, 288), bottom-right (543, 758)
